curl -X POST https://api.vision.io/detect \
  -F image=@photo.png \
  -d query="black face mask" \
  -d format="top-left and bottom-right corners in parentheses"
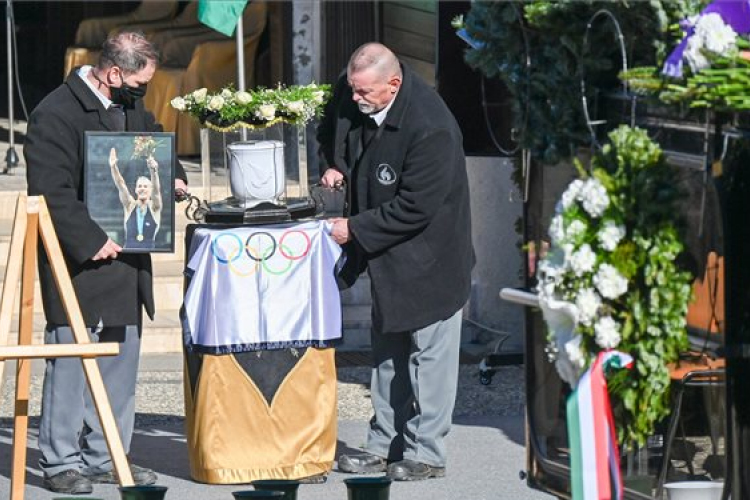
top-left (111, 82), bottom-right (147, 109)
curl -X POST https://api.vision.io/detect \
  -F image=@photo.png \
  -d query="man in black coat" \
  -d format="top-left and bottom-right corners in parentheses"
top-left (318, 43), bottom-right (474, 480)
top-left (24, 31), bottom-right (187, 494)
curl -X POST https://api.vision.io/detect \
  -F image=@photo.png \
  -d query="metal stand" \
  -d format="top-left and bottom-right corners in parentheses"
top-left (4, 0), bottom-right (20, 174)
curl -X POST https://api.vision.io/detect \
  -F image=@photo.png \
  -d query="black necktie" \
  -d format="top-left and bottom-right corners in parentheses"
top-left (362, 116), bottom-right (378, 149)
top-left (108, 105), bottom-right (126, 131)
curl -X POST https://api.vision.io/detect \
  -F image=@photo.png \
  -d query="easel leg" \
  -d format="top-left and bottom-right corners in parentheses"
top-left (10, 209), bottom-right (38, 500)
top-left (0, 197), bottom-right (27, 394)
top-left (36, 198), bottom-right (134, 486)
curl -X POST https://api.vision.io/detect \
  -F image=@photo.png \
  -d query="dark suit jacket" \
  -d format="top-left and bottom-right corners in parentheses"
top-left (24, 68), bottom-right (187, 327)
top-left (317, 65), bottom-right (475, 333)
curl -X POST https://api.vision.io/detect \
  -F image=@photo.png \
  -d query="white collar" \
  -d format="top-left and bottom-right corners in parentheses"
top-left (368, 91), bottom-right (397, 126)
top-left (78, 65), bottom-right (115, 109)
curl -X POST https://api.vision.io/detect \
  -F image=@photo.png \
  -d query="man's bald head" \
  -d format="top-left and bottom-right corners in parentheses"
top-left (347, 43), bottom-right (403, 115)
top-left (347, 43), bottom-right (402, 82)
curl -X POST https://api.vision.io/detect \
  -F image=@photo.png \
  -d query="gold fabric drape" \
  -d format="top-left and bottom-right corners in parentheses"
top-left (184, 348), bottom-right (337, 484)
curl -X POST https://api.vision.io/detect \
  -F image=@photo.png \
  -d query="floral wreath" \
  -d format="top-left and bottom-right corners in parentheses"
top-left (171, 83), bottom-right (331, 132)
top-left (536, 125), bottom-right (694, 445)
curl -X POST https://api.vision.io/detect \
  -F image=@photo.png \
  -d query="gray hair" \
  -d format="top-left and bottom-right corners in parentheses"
top-left (98, 31), bottom-right (159, 75)
top-left (347, 43), bottom-right (401, 81)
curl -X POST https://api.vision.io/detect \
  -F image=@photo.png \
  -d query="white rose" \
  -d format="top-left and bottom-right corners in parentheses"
top-left (570, 244), bottom-right (596, 276)
top-left (207, 95), bottom-right (225, 111)
top-left (593, 263), bottom-right (628, 300)
top-left (192, 88), bottom-right (208, 104)
top-left (170, 96), bottom-right (186, 111)
top-left (579, 178), bottom-right (609, 217)
top-left (286, 100), bottom-right (304, 114)
top-left (235, 91), bottom-right (252, 105)
top-left (594, 316), bottom-right (621, 349)
top-left (575, 288), bottom-right (601, 326)
top-left (598, 221), bottom-right (626, 251)
top-left (312, 90), bottom-right (325, 103)
top-left (257, 104), bottom-right (276, 120)
top-left (221, 88), bottom-right (233, 99)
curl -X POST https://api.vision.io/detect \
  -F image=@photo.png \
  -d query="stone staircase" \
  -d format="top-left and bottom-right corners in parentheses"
top-left (0, 162), bottom-right (372, 353)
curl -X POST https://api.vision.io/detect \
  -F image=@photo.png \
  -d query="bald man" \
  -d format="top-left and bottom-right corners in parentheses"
top-left (317, 43), bottom-right (475, 481)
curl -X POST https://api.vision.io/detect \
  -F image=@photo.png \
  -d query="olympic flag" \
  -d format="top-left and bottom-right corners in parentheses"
top-left (198, 0), bottom-right (249, 37)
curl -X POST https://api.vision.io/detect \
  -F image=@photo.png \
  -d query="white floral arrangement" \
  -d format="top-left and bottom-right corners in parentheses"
top-left (537, 125), bottom-right (693, 445)
top-left (171, 83), bottom-right (331, 132)
top-left (622, 5), bottom-right (750, 111)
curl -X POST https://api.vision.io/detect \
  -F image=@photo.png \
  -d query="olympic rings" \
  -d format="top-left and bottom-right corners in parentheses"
top-left (210, 229), bottom-right (313, 276)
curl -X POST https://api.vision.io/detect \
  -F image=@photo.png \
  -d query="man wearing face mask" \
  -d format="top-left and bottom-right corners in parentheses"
top-left (24, 31), bottom-right (187, 494)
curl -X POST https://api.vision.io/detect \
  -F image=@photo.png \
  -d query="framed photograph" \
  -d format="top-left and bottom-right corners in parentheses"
top-left (84, 131), bottom-right (176, 253)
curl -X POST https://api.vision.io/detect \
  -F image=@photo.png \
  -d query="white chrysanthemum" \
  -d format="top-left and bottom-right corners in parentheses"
top-left (549, 215), bottom-right (565, 243)
top-left (207, 95), bottom-right (225, 111)
top-left (286, 100), bottom-right (304, 113)
top-left (221, 88), bottom-right (233, 99)
top-left (576, 288), bottom-right (601, 326)
top-left (579, 178), bottom-right (609, 217)
top-left (235, 91), bottom-right (252, 105)
top-left (598, 221), bottom-right (626, 251)
top-left (170, 96), bottom-right (186, 111)
top-left (570, 244), bottom-right (597, 276)
top-left (192, 88), bottom-right (208, 103)
top-left (257, 104), bottom-right (276, 120)
top-left (561, 179), bottom-right (585, 210)
top-left (594, 316), bottom-right (621, 349)
top-left (594, 263), bottom-right (628, 299)
top-left (696, 13), bottom-right (737, 55)
top-left (567, 219), bottom-right (587, 241)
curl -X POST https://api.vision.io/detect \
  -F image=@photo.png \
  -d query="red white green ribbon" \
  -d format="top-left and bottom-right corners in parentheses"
top-left (567, 351), bottom-right (633, 500)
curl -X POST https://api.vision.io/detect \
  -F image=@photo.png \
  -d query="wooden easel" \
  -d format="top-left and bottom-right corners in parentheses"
top-left (0, 195), bottom-right (134, 500)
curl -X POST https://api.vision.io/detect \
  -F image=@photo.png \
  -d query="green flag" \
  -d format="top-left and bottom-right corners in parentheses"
top-left (198, 0), bottom-right (249, 37)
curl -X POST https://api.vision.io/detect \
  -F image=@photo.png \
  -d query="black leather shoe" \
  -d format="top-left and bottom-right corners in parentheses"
top-left (84, 464), bottom-right (157, 485)
top-left (44, 469), bottom-right (93, 494)
top-left (338, 452), bottom-right (388, 473)
top-left (387, 459), bottom-right (445, 481)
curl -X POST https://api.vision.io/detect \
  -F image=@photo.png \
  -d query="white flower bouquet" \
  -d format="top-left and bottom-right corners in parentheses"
top-left (537, 125), bottom-right (694, 445)
top-left (171, 83), bottom-right (331, 132)
top-left (622, 4), bottom-right (750, 111)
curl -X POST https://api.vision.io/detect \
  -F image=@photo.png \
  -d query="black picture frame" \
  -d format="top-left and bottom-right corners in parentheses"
top-left (84, 131), bottom-right (176, 253)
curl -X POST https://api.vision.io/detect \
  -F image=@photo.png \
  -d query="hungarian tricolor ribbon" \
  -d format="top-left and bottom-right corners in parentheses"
top-left (567, 351), bottom-right (634, 500)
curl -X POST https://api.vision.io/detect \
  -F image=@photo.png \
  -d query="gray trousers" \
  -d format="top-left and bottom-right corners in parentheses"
top-left (365, 309), bottom-right (462, 468)
top-left (38, 323), bottom-right (141, 477)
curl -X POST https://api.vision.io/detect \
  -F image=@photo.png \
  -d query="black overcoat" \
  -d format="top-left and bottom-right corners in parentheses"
top-left (24, 69), bottom-right (187, 327)
top-left (318, 65), bottom-right (475, 333)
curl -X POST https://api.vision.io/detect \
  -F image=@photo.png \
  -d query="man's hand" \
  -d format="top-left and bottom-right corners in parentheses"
top-left (109, 147), bottom-right (118, 168)
top-left (321, 168), bottom-right (344, 190)
top-left (174, 178), bottom-right (188, 201)
top-left (329, 217), bottom-right (351, 245)
top-left (92, 238), bottom-right (122, 261)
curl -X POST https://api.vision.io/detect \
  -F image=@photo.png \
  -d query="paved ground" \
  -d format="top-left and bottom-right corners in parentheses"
top-left (0, 354), bottom-right (555, 500)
